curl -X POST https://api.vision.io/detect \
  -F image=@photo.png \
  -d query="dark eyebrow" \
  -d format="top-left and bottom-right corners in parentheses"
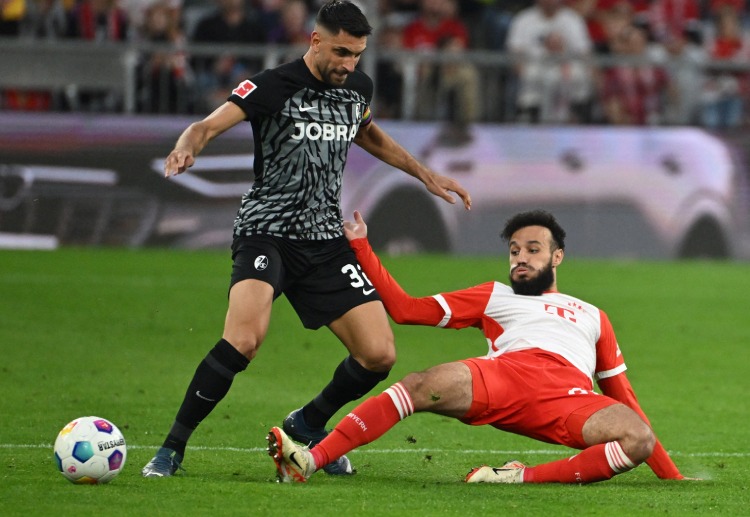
top-left (334, 46), bottom-right (365, 56)
top-left (509, 239), bottom-right (543, 247)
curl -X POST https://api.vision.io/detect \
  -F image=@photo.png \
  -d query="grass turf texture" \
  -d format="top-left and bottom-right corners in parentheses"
top-left (1, 248), bottom-right (748, 516)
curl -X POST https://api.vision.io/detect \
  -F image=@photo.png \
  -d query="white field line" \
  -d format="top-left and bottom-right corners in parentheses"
top-left (2, 443), bottom-right (748, 458)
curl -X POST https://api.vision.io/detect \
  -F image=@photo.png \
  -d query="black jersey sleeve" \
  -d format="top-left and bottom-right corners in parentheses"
top-left (227, 69), bottom-right (290, 120)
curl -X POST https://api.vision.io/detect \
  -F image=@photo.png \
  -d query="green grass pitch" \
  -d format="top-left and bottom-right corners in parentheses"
top-left (1, 248), bottom-right (749, 516)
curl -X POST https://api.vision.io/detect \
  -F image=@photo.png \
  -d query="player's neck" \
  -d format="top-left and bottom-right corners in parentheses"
top-left (303, 51), bottom-right (323, 82)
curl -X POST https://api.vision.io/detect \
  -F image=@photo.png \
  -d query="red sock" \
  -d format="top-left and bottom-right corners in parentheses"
top-left (311, 383), bottom-right (414, 470)
top-left (523, 441), bottom-right (636, 483)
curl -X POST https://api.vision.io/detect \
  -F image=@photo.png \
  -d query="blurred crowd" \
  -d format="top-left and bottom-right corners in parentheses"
top-left (1, 0), bottom-right (749, 129)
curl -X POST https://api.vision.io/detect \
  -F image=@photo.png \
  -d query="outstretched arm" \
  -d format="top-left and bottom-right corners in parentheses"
top-left (344, 211), bottom-right (446, 326)
top-left (164, 102), bottom-right (246, 177)
top-left (354, 121), bottom-right (472, 210)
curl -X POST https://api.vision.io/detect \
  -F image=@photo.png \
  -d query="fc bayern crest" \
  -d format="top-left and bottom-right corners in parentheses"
top-left (254, 255), bottom-right (269, 271)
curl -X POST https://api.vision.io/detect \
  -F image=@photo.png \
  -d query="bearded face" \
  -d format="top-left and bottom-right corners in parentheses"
top-left (509, 256), bottom-right (555, 296)
top-left (310, 27), bottom-right (366, 86)
top-left (507, 225), bottom-right (562, 296)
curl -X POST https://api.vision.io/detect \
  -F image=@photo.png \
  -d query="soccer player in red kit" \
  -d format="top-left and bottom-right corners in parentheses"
top-left (267, 209), bottom-right (691, 484)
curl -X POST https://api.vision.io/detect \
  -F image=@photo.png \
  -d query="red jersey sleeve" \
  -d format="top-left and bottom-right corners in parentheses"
top-left (350, 237), bottom-right (493, 329)
top-left (349, 237), bottom-right (444, 326)
top-left (433, 283), bottom-right (496, 330)
top-left (594, 310), bottom-right (626, 381)
top-left (595, 312), bottom-right (683, 479)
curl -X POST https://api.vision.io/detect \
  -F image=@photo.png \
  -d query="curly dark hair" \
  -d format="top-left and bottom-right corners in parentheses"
top-left (501, 210), bottom-right (566, 251)
top-left (316, 1), bottom-right (372, 38)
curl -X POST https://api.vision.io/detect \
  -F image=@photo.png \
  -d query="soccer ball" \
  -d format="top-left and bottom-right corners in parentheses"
top-left (53, 416), bottom-right (127, 484)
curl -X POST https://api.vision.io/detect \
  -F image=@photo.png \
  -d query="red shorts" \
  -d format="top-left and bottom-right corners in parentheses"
top-left (460, 349), bottom-right (618, 449)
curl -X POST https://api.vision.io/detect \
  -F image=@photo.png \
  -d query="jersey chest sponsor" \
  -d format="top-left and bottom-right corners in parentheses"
top-left (291, 121), bottom-right (359, 142)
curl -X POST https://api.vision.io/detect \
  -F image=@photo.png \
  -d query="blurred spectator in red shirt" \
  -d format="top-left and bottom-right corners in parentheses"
top-left (66, 0), bottom-right (128, 41)
top-left (61, 0), bottom-right (129, 110)
top-left (600, 24), bottom-right (670, 125)
top-left (402, 0), bottom-right (468, 49)
top-left (573, 0), bottom-right (650, 54)
top-left (401, 0), bottom-right (478, 129)
top-left (568, 0), bottom-right (609, 53)
top-left (648, 0), bottom-right (700, 43)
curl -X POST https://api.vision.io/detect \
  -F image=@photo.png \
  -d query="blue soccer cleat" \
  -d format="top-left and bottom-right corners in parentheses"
top-left (142, 447), bottom-right (184, 478)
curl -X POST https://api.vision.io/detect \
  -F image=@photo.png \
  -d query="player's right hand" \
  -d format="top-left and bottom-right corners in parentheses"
top-left (424, 173), bottom-right (472, 210)
top-left (164, 150), bottom-right (195, 177)
top-left (343, 210), bottom-right (368, 241)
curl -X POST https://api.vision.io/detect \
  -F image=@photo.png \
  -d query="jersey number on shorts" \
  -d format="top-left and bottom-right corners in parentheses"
top-left (341, 264), bottom-right (376, 295)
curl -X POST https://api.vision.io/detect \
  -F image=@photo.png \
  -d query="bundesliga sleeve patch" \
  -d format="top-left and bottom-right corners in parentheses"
top-left (232, 80), bottom-right (257, 99)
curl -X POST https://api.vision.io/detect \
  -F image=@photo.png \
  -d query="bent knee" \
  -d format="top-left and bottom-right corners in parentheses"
top-left (400, 372), bottom-right (426, 398)
top-left (222, 334), bottom-right (262, 361)
top-left (622, 422), bottom-right (656, 464)
top-left (358, 347), bottom-right (396, 372)
top-left (354, 337), bottom-right (396, 372)
top-left (399, 371), bottom-right (440, 410)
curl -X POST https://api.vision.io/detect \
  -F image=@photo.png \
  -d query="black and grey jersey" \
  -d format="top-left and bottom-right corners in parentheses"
top-left (228, 58), bottom-right (373, 240)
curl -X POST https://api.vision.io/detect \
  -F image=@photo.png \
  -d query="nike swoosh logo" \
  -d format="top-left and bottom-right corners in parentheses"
top-left (363, 287), bottom-right (376, 295)
top-left (195, 391), bottom-right (216, 402)
top-left (299, 106), bottom-right (316, 112)
top-left (289, 452), bottom-right (303, 469)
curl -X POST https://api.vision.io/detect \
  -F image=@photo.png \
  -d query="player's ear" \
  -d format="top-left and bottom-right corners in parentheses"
top-left (310, 30), bottom-right (322, 51)
top-left (552, 248), bottom-right (564, 267)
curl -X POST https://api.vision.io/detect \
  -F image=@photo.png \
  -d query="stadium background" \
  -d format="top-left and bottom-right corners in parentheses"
top-left (2, 0), bottom-right (750, 259)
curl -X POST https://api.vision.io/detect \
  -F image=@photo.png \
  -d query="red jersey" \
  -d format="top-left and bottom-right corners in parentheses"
top-left (430, 281), bottom-right (624, 383)
top-left (402, 18), bottom-right (470, 50)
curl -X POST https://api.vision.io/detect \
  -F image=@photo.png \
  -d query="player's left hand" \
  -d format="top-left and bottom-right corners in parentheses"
top-left (343, 210), bottom-right (368, 241)
top-left (424, 173), bottom-right (472, 210)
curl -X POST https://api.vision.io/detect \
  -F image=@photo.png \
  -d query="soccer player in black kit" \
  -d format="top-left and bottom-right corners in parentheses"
top-left (142, 0), bottom-right (472, 477)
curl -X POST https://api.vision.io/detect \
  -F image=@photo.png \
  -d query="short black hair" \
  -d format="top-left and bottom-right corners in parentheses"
top-left (501, 210), bottom-right (566, 251)
top-left (316, 1), bottom-right (372, 38)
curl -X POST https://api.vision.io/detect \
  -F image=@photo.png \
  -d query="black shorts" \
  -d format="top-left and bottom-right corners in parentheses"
top-left (230, 234), bottom-right (381, 330)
